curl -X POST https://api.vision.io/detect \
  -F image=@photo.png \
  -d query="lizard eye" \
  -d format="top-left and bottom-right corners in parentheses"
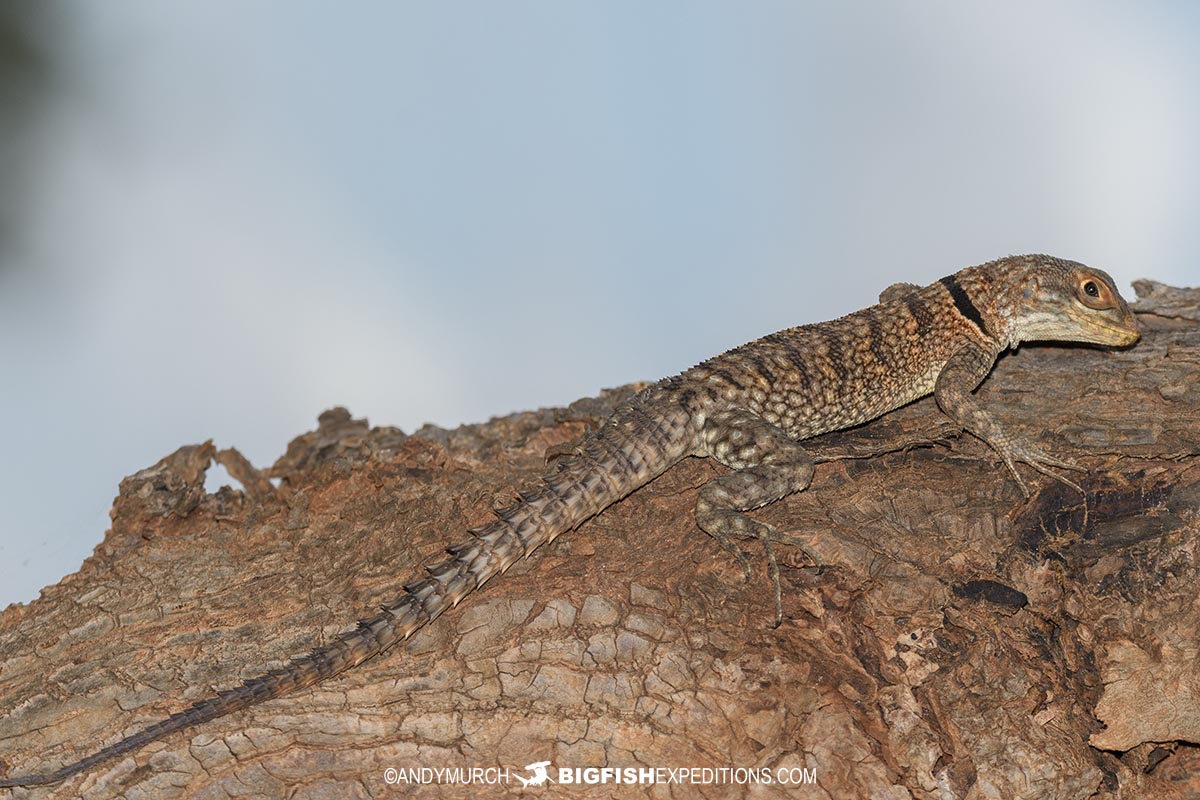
top-left (1077, 275), bottom-right (1114, 310)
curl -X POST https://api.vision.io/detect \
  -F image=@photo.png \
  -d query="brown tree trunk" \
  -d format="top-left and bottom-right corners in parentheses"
top-left (1, 281), bottom-right (1198, 799)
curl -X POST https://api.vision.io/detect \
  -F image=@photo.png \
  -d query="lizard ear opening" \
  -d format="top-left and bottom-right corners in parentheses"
top-left (1077, 274), bottom-right (1117, 310)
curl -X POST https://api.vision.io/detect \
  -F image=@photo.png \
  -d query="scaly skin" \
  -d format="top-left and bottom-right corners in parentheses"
top-left (0, 254), bottom-right (1139, 788)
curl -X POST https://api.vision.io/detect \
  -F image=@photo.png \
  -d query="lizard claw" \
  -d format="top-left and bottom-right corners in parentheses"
top-left (732, 548), bottom-right (754, 583)
top-left (1022, 459), bottom-right (1085, 495)
top-left (997, 440), bottom-right (1086, 497)
top-left (762, 529), bottom-right (824, 568)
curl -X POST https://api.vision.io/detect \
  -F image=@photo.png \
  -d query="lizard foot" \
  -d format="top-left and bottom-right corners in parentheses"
top-left (697, 496), bottom-right (821, 627)
top-left (995, 439), bottom-right (1086, 498)
top-left (752, 522), bottom-right (823, 628)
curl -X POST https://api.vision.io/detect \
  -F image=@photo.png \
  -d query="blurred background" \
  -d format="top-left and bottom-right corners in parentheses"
top-left (0, 2), bottom-right (1195, 607)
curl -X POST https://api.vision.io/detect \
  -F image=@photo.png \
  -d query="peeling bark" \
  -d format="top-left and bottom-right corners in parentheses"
top-left (1, 284), bottom-right (1198, 799)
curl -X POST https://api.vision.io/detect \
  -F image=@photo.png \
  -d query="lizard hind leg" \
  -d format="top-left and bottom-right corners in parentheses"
top-left (695, 408), bottom-right (817, 628)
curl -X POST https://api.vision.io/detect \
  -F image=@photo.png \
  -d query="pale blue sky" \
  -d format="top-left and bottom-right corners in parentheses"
top-left (0, 2), bottom-right (1196, 607)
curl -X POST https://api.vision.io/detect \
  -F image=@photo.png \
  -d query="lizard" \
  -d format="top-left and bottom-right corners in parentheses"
top-left (0, 253), bottom-right (1140, 788)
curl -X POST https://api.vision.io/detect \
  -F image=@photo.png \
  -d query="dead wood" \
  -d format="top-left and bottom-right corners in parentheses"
top-left (1, 283), bottom-right (1198, 800)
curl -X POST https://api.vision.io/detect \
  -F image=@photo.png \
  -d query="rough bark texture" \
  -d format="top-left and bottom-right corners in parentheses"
top-left (1, 282), bottom-right (1198, 800)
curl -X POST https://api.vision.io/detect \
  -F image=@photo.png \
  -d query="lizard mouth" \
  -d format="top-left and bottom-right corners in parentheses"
top-left (1061, 305), bottom-right (1141, 346)
top-left (1085, 319), bottom-right (1141, 346)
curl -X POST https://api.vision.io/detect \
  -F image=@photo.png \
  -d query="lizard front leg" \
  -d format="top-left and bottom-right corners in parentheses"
top-left (935, 340), bottom-right (1085, 497)
top-left (695, 408), bottom-right (818, 627)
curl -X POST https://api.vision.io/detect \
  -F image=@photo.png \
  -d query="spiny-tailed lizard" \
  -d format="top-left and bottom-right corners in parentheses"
top-left (0, 254), bottom-right (1140, 788)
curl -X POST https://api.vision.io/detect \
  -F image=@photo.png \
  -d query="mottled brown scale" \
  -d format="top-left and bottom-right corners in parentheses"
top-left (0, 254), bottom-right (1140, 788)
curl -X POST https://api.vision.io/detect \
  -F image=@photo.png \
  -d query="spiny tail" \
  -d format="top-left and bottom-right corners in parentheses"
top-left (0, 386), bottom-right (697, 788)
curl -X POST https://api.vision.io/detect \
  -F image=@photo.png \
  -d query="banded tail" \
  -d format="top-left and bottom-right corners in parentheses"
top-left (0, 384), bottom-right (698, 788)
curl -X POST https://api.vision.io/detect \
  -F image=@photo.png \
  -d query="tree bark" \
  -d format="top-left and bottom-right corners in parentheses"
top-left (1, 282), bottom-right (1198, 800)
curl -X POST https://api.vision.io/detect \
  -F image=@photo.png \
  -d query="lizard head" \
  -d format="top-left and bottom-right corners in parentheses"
top-left (1004, 255), bottom-right (1140, 348)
